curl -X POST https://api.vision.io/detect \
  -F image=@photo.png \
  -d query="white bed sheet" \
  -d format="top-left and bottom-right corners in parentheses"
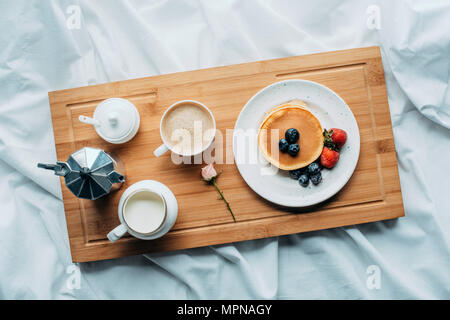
top-left (0, 0), bottom-right (449, 299)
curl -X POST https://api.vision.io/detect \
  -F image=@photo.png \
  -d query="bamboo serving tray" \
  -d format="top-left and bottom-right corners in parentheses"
top-left (48, 46), bottom-right (404, 262)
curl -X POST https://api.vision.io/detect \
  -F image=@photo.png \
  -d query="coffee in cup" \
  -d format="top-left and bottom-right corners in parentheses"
top-left (154, 100), bottom-right (216, 157)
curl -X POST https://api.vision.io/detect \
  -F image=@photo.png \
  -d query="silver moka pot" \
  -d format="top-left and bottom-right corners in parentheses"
top-left (38, 147), bottom-right (125, 200)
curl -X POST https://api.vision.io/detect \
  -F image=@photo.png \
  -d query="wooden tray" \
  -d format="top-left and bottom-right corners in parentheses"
top-left (48, 46), bottom-right (404, 262)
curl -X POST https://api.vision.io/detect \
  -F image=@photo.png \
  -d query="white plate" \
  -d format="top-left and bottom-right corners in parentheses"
top-left (233, 79), bottom-right (360, 207)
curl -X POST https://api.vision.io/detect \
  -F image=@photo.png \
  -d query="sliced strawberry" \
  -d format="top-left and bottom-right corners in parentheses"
top-left (320, 147), bottom-right (340, 169)
top-left (330, 128), bottom-right (347, 148)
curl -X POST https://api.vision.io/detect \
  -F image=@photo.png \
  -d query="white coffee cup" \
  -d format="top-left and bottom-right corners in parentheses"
top-left (153, 100), bottom-right (216, 157)
top-left (107, 180), bottom-right (178, 242)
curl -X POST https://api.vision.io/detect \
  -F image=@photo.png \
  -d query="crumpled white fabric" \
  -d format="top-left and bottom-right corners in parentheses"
top-left (1, 0), bottom-right (449, 299)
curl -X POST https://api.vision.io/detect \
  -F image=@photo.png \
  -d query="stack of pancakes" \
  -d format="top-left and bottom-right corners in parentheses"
top-left (258, 100), bottom-right (323, 170)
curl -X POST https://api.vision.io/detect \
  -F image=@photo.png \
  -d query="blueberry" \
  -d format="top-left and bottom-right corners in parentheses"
top-left (279, 139), bottom-right (289, 153)
top-left (285, 128), bottom-right (300, 144)
top-left (288, 143), bottom-right (300, 157)
top-left (307, 163), bottom-right (320, 175)
top-left (310, 172), bottom-right (322, 185)
top-left (289, 169), bottom-right (302, 180)
top-left (314, 157), bottom-right (323, 166)
top-left (298, 174), bottom-right (309, 187)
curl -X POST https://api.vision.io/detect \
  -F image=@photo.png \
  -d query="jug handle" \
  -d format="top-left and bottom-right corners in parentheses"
top-left (107, 224), bottom-right (128, 242)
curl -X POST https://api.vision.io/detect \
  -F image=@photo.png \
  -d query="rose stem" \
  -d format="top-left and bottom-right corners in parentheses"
top-left (212, 180), bottom-right (236, 222)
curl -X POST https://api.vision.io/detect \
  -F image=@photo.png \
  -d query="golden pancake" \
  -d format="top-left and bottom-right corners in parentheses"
top-left (258, 100), bottom-right (323, 170)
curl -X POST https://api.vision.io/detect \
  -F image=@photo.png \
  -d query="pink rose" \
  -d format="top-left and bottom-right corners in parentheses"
top-left (200, 163), bottom-right (236, 222)
top-left (201, 163), bottom-right (217, 182)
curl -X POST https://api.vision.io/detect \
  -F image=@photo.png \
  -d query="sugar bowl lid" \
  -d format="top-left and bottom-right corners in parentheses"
top-left (79, 98), bottom-right (139, 143)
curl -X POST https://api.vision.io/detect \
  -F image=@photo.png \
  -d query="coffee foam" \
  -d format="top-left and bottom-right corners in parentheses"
top-left (162, 103), bottom-right (214, 155)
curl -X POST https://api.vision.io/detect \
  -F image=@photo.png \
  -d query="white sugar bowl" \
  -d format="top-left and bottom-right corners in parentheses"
top-left (79, 98), bottom-right (140, 144)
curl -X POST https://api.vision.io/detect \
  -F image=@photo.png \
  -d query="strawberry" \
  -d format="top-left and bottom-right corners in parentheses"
top-left (330, 128), bottom-right (347, 148)
top-left (320, 147), bottom-right (340, 169)
top-left (323, 128), bottom-right (347, 150)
